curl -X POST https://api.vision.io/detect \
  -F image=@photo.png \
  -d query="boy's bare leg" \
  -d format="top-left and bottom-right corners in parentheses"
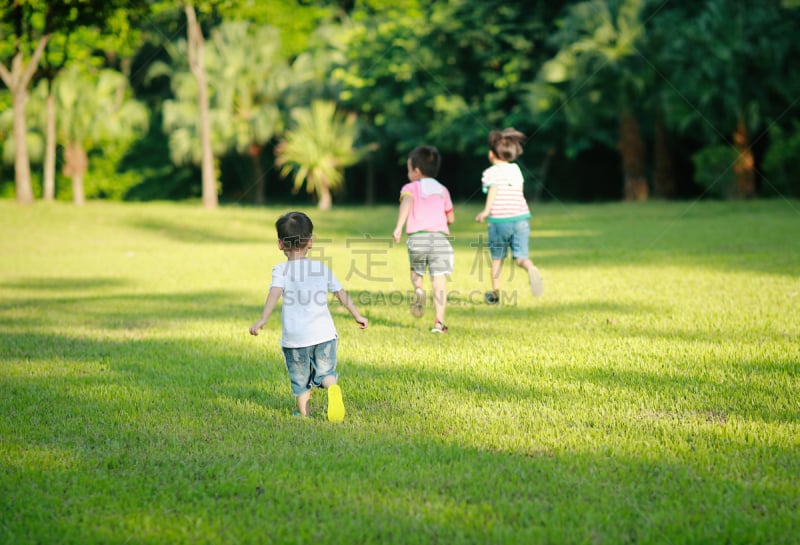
top-left (296, 391), bottom-right (311, 417)
top-left (491, 259), bottom-right (503, 292)
top-left (516, 257), bottom-right (543, 297)
top-left (431, 274), bottom-right (447, 325)
top-left (410, 271), bottom-right (426, 317)
top-left (515, 257), bottom-right (533, 270)
top-left (411, 270), bottom-right (424, 291)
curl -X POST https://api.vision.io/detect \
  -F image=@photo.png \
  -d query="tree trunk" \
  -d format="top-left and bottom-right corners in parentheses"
top-left (249, 144), bottom-right (265, 204)
top-left (618, 111), bottom-right (649, 201)
top-left (11, 89), bottom-right (34, 204)
top-left (186, 4), bottom-right (218, 209)
top-left (0, 37), bottom-right (50, 205)
top-left (71, 172), bottom-right (86, 206)
top-left (732, 117), bottom-right (756, 199)
top-left (652, 111), bottom-right (676, 199)
top-left (43, 83), bottom-right (57, 201)
top-left (64, 142), bottom-right (88, 205)
top-left (318, 184), bottom-right (332, 210)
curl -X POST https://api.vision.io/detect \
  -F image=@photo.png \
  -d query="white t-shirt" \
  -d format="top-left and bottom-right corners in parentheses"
top-left (271, 259), bottom-right (342, 348)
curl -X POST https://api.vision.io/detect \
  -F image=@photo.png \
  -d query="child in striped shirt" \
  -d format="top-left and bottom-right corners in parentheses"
top-left (475, 128), bottom-right (544, 304)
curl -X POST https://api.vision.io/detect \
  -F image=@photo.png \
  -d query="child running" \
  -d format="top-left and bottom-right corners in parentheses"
top-left (475, 128), bottom-right (544, 304)
top-left (392, 145), bottom-right (455, 333)
top-left (249, 211), bottom-right (368, 421)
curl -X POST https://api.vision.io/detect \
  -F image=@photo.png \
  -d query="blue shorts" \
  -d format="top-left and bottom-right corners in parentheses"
top-left (282, 338), bottom-right (338, 397)
top-left (488, 220), bottom-right (530, 261)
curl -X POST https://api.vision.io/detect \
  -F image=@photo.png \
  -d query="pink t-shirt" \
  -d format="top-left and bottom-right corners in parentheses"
top-left (400, 178), bottom-right (453, 234)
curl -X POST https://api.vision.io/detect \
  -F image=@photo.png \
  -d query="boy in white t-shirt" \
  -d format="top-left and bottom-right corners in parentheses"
top-left (249, 211), bottom-right (368, 421)
top-left (392, 145), bottom-right (455, 333)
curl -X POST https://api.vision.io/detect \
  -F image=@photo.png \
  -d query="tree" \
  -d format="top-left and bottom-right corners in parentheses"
top-left (151, 18), bottom-right (292, 204)
top-left (0, 0), bottom-right (143, 204)
top-left (654, 0), bottom-right (799, 198)
top-left (0, 3), bottom-right (49, 204)
top-left (147, 4), bottom-right (221, 207)
top-left (54, 66), bottom-right (148, 204)
top-left (38, 5), bottom-right (147, 201)
top-left (275, 100), bottom-right (366, 210)
top-left (210, 21), bottom-right (289, 204)
top-left (334, 1), bottom-right (567, 199)
top-left (183, 4), bottom-right (217, 209)
top-left (529, 0), bottom-right (652, 201)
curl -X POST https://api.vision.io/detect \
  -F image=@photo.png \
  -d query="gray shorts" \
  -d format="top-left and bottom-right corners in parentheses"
top-left (407, 232), bottom-right (454, 277)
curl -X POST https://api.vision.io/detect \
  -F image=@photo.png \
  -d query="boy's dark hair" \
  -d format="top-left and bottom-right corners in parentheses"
top-left (275, 211), bottom-right (313, 249)
top-left (408, 145), bottom-right (441, 177)
top-left (489, 128), bottom-right (526, 162)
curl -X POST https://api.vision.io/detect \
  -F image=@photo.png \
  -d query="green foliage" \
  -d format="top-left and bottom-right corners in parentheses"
top-left (763, 122), bottom-right (800, 198)
top-left (226, 0), bottom-right (338, 57)
top-left (0, 0), bottom-right (143, 59)
top-left (55, 66), bottom-right (148, 149)
top-left (3, 0), bottom-right (800, 203)
top-left (691, 145), bottom-right (739, 199)
top-left (154, 20), bottom-right (289, 166)
top-left (209, 21), bottom-right (287, 154)
top-left (529, 0), bottom-right (649, 142)
top-left (655, 0), bottom-right (796, 140)
top-left (337, 1), bottom-right (562, 157)
top-left (1, 201), bottom-right (799, 543)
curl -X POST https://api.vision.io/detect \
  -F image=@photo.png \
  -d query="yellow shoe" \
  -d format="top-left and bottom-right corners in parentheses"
top-left (327, 384), bottom-right (345, 423)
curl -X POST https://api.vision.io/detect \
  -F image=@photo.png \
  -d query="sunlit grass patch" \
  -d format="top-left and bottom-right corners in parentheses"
top-left (1, 200), bottom-right (798, 544)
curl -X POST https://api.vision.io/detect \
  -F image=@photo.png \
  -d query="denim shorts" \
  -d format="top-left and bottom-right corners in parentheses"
top-left (282, 338), bottom-right (338, 397)
top-left (407, 232), bottom-right (454, 276)
top-left (488, 220), bottom-right (530, 260)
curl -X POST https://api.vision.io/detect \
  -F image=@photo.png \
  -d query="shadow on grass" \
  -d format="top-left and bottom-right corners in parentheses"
top-left (2, 276), bottom-right (131, 292)
top-left (128, 217), bottom-right (263, 245)
top-left (1, 327), bottom-right (796, 544)
top-left (1, 273), bottom-right (797, 542)
top-left (0, 287), bottom-right (254, 329)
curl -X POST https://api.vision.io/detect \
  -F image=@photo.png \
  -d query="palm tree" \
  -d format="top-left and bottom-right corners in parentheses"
top-left (275, 100), bottom-right (365, 210)
top-left (151, 19), bottom-right (290, 204)
top-left (210, 21), bottom-right (288, 204)
top-left (54, 66), bottom-right (148, 204)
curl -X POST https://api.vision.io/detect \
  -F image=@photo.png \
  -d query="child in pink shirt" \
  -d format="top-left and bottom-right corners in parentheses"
top-left (393, 145), bottom-right (455, 333)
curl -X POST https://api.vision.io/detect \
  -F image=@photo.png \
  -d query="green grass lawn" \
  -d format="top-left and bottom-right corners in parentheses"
top-left (1, 199), bottom-right (798, 544)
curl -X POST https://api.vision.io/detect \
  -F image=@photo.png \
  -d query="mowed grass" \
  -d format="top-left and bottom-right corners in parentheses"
top-left (1, 199), bottom-right (798, 545)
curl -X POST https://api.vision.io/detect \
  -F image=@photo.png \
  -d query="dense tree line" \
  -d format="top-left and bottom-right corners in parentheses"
top-left (1, 0), bottom-right (799, 207)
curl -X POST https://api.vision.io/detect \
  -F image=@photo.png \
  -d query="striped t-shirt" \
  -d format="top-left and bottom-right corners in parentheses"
top-left (481, 162), bottom-right (531, 223)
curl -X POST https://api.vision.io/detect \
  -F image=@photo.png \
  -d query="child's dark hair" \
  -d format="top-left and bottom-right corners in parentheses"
top-left (489, 128), bottom-right (526, 162)
top-left (275, 211), bottom-right (313, 249)
top-left (408, 145), bottom-right (441, 177)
